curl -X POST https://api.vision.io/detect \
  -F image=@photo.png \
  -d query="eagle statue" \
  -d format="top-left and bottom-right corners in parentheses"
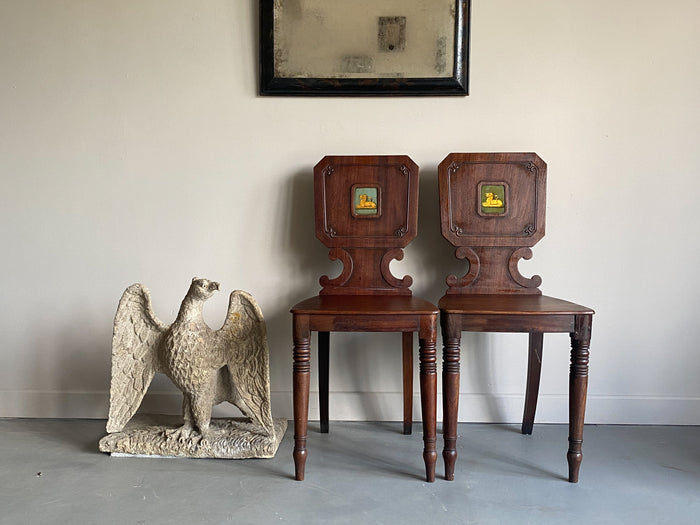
top-left (106, 278), bottom-right (275, 444)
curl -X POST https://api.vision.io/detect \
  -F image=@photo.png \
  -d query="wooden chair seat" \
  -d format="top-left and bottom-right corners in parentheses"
top-left (291, 155), bottom-right (438, 482)
top-left (293, 295), bottom-right (439, 316)
top-left (437, 152), bottom-right (594, 483)
top-left (439, 294), bottom-right (593, 323)
top-left (291, 295), bottom-right (439, 456)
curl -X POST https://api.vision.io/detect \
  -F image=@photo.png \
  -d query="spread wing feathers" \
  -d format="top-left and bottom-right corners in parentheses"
top-left (106, 284), bottom-right (168, 433)
top-left (215, 290), bottom-right (274, 436)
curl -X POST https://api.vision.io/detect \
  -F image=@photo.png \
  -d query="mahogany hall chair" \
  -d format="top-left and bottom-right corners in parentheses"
top-left (290, 155), bottom-right (439, 482)
top-left (437, 152), bottom-right (594, 482)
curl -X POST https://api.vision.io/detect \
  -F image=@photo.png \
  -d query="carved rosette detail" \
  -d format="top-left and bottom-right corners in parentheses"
top-left (525, 162), bottom-right (537, 173)
top-left (322, 165), bottom-right (334, 177)
top-left (450, 224), bottom-right (464, 236)
top-left (447, 162), bottom-right (462, 176)
top-left (395, 225), bottom-right (408, 237)
top-left (325, 226), bottom-right (337, 238)
top-left (398, 165), bottom-right (410, 176)
top-left (523, 223), bottom-right (535, 235)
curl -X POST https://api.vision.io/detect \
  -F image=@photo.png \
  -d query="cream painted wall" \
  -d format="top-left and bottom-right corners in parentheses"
top-left (1, 1), bottom-right (699, 424)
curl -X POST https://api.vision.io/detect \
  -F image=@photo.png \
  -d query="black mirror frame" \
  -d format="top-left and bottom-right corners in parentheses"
top-left (259, 0), bottom-right (470, 97)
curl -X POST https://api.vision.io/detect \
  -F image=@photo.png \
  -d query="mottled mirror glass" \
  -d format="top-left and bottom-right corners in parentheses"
top-left (260, 0), bottom-right (469, 95)
top-left (273, 0), bottom-right (456, 79)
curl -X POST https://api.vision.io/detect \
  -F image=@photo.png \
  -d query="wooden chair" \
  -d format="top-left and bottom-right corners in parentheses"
top-left (291, 155), bottom-right (439, 482)
top-left (437, 152), bottom-right (594, 482)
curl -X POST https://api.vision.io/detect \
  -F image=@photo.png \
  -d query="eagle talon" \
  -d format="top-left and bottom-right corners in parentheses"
top-left (183, 433), bottom-right (207, 448)
top-left (163, 423), bottom-right (194, 443)
top-left (194, 429), bottom-right (212, 448)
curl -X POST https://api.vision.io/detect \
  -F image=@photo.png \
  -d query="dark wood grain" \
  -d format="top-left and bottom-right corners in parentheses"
top-left (402, 332), bottom-right (414, 435)
top-left (568, 314), bottom-right (591, 482)
top-left (437, 152), bottom-right (594, 483)
top-left (522, 332), bottom-right (544, 435)
top-left (291, 155), bottom-right (438, 482)
top-left (439, 152), bottom-right (547, 295)
top-left (292, 318), bottom-right (311, 481)
top-left (318, 331), bottom-right (330, 434)
top-left (294, 295), bottom-right (440, 315)
top-left (438, 295), bottom-right (594, 315)
top-left (440, 311), bottom-right (461, 481)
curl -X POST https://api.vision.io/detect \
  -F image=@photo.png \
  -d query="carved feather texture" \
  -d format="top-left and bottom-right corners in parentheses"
top-left (106, 284), bottom-right (166, 433)
top-left (105, 282), bottom-right (275, 438)
top-left (215, 291), bottom-right (274, 435)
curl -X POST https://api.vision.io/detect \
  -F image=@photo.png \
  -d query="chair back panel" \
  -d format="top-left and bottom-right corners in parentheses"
top-left (314, 155), bottom-right (419, 295)
top-left (438, 152), bottom-right (547, 295)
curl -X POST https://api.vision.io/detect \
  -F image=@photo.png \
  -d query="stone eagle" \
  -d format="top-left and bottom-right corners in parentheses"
top-left (106, 278), bottom-right (274, 443)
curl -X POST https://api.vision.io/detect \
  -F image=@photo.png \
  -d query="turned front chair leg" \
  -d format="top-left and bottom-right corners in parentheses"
top-left (402, 332), bottom-right (413, 435)
top-left (318, 331), bottom-right (330, 434)
top-left (567, 315), bottom-right (592, 483)
top-left (293, 318), bottom-right (311, 481)
top-left (419, 316), bottom-right (438, 482)
top-left (522, 332), bottom-right (544, 435)
top-left (441, 312), bottom-right (461, 481)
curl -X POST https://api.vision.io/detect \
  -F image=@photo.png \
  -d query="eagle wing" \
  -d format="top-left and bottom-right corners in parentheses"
top-left (106, 284), bottom-right (168, 433)
top-left (215, 291), bottom-right (274, 436)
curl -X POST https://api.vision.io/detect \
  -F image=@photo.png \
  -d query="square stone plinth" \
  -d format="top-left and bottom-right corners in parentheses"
top-left (99, 414), bottom-right (287, 459)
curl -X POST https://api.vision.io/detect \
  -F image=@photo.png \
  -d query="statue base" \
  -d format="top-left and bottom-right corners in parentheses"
top-left (99, 414), bottom-right (287, 459)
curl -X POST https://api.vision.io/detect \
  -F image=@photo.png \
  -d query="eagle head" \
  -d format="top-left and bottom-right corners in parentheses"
top-left (189, 277), bottom-right (220, 300)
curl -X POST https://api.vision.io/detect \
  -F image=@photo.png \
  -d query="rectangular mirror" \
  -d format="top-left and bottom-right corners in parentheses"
top-left (260, 0), bottom-right (470, 96)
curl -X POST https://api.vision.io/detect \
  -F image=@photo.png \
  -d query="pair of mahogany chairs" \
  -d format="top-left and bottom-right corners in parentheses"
top-left (290, 154), bottom-right (594, 484)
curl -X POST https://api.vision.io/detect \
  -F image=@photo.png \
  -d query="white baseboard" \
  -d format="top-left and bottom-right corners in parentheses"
top-left (1, 390), bottom-right (698, 425)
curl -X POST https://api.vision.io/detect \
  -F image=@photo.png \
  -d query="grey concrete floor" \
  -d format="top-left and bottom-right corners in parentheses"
top-left (0, 419), bottom-right (698, 525)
